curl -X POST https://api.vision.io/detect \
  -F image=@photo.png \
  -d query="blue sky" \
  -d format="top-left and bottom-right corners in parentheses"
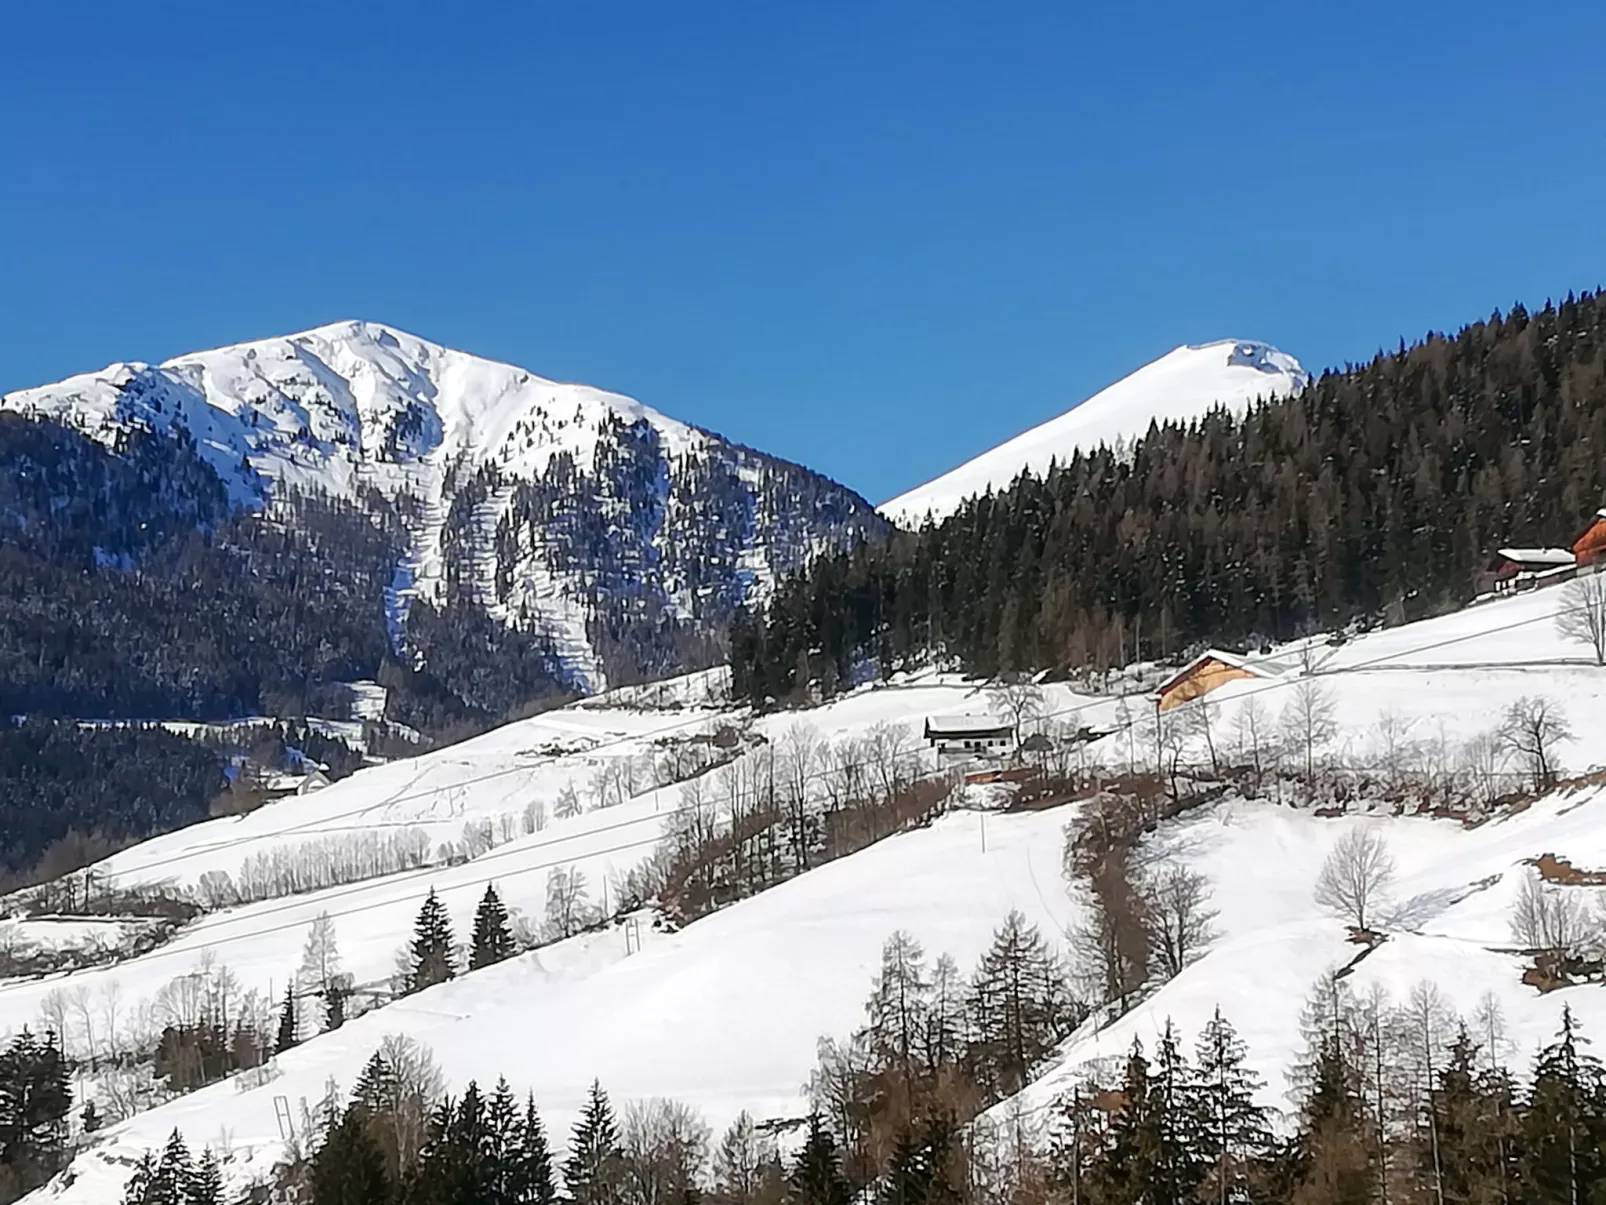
top-left (3, 0), bottom-right (1603, 504)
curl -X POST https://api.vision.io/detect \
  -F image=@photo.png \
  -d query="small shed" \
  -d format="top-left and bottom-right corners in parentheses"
top-left (1156, 649), bottom-right (1294, 712)
top-left (923, 715), bottom-right (1014, 757)
top-left (1574, 510), bottom-right (1606, 567)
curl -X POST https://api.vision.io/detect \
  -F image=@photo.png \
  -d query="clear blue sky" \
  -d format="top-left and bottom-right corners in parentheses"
top-left (3, 1), bottom-right (1604, 504)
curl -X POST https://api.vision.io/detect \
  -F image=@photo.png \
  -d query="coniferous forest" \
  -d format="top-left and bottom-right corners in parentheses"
top-left (732, 294), bottom-right (1606, 703)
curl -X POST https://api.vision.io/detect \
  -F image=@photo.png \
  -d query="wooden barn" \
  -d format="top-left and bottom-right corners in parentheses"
top-left (1575, 508), bottom-right (1606, 567)
top-left (1156, 649), bottom-right (1294, 712)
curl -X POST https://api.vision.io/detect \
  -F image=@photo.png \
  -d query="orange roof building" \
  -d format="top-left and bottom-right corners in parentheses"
top-left (1155, 649), bottom-right (1296, 712)
top-left (1575, 508), bottom-right (1606, 566)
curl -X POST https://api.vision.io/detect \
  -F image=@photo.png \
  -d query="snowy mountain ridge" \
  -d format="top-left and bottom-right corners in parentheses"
top-left (1, 321), bottom-right (885, 694)
top-left (879, 338), bottom-right (1310, 527)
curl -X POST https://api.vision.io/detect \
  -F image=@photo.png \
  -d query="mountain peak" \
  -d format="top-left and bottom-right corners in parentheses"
top-left (1, 323), bottom-right (884, 694)
top-left (879, 338), bottom-right (1309, 526)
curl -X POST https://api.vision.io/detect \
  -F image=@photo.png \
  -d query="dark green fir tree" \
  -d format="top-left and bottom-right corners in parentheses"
top-left (470, 884), bottom-right (517, 971)
top-left (408, 888), bottom-right (457, 993)
top-left (563, 1080), bottom-right (623, 1205)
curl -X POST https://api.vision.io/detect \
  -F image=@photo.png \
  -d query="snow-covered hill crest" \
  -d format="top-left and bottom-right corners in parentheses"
top-left (880, 339), bottom-right (1310, 527)
top-left (1, 322), bottom-right (886, 692)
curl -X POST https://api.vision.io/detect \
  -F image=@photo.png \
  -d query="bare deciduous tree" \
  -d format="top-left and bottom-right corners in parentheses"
top-left (1182, 698), bottom-right (1222, 775)
top-left (1558, 573), bottom-right (1606, 666)
top-left (554, 782), bottom-right (584, 820)
top-left (986, 675), bottom-right (1046, 749)
top-left (710, 1111), bottom-right (783, 1205)
top-left (864, 722), bottom-right (916, 804)
top-left (1280, 677), bottom-right (1339, 786)
top-left (1499, 696), bottom-right (1575, 793)
top-left (1313, 828), bottom-right (1396, 932)
top-left (1230, 696), bottom-right (1276, 783)
top-left (544, 865), bottom-right (595, 941)
top-left (1510, 872), bottom-right (1589, 956)
top-left (1458, 730), bottom-right (1509, 806)
top-left (1068, 851), bottom-right (1150, 1013)
top-left (619, 1098), bottom-right (712, 1205)
top-left (1141, 862), bottom-right (1219, 978)
top-left (523, 797), bottom-right (547, 834)
top-left (1370, 710), bottom-right (1421, 791)
top-left (364, 1034), bottom-right (445, 1180)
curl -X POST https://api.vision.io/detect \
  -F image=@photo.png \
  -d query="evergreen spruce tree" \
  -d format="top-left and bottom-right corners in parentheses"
top-left (1518, 1006), bottom-right (1606, 1204)
top-left (327, 985), bottom-right (348, 1032)
top-left (878, 1129), bottom-right (932, 1205)
top-left (471, 884), bottom-right (517, 971)
top-left (787, 1114), bottom-right (852, 1205)
top-left (276, 984), bottom-right (299, 1055)
top-left (407, 1093), bottom-right (480, 1205)
top-left (482, 1078), bottom-right (521, 1205)
top-left (149, 1129), bottom-right (193, 1205)
top-left (1148, 1021), bottom-right (1207, 1204)
top-left (120, 1153), bottom-right (157, 1205)
top-left (564, 1080), bottom-right (623, 1205)
top-left (1431, 1026), bottom-right (1514, 1205)
top-left (408, 888), bottom-right (457, 993)
top-left (309, 1109), bottom-right (393, 1205)
top-left (187, 1149), bottom-right (224, 1205)
top-left (0, 1028), bottom-right (73, 1191)
top-left (1193, 1007), bottom-right (1272, 1205)
top-left (516, 1093), bottom-right (557, 1205)
top-left (1287, 1033), bottom-right (1374, 1205)
top-left (352, 1051), bottom-right (396, 1118)
top-left (1086, 1039), bottom-right (1160, 1205)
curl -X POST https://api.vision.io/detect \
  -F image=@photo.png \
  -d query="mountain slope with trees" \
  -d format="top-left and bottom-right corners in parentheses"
top-left (0, 323), bottom-right (885, 874)
top-left (732, 293), bottom-right (1606, 703)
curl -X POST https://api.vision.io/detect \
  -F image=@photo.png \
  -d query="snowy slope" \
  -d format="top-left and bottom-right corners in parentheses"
top-left (20, 805), bottom-right (1078, 1205)
top-left (12, 584), bottom-right (1606, 1204)
top-left (1, 322), bottom-right (884, 692)
top-left (880, 340), bottom-right (1309, 527)
top-left (1001, 783), bottom-right (1606, 1129)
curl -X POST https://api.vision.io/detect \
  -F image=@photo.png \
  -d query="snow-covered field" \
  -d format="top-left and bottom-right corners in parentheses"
top-left (10, 581), bottom-right (1606, 1204)
top-left (879, 339), bottom-right (1309, 527)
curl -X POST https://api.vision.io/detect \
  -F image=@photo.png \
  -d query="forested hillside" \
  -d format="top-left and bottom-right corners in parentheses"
top-left (732, 294), bottom-right (1606, 703)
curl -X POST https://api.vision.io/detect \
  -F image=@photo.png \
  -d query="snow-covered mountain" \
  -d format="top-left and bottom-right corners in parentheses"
top-left (1, 321), bottom-right (885, 694)
top-left (879, 339), bottom-right (1310, 527)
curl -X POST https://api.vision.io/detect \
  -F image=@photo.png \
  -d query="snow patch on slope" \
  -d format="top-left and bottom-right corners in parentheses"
top-left (880, 339), bottom-right (1310, 527)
